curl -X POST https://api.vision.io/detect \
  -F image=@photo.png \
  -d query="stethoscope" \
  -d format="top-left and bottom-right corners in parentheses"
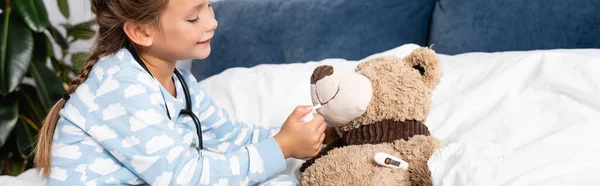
top-left (127, 47), bottom-right (204, 150)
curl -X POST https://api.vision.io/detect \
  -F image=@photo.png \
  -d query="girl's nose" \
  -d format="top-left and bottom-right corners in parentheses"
top-left (207, 18), bottom-right (218, 32)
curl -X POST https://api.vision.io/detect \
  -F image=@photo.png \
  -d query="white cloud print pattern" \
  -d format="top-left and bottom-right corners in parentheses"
top-left (145, 135), bottom-right (174, 154)
top-left (124, 84), bottom-right (146, 98)
top-left (47, 49), bottom-right (294, 186)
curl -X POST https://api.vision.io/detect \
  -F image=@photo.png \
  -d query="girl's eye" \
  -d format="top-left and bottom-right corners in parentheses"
top-left (187, 17), bottom-right (199, 23)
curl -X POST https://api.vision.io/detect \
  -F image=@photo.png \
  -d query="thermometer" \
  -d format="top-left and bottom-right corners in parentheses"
top-left (374, 152), bottom-right (409, 170)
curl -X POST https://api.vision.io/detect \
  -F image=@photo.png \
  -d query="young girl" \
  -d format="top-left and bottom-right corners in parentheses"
top-left (34, 0), bottom-right (338, 185)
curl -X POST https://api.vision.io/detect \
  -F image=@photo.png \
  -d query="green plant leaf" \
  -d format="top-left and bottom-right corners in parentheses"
top-left (32, 32), bottom-right (46, 58)
top-left (30, 62), bottom-right (65, 111)
top-left (0, 16), bottom-right (33, 96)
top-left (13, 0), bottom-right (50, 32)
top-left (0, 155), bottom-right (4, 174)
top-left (67, 20), bottom-right (95, 41)
top-left (59, 23), bottom-right (71, 30)
top-left (45, 34), bottom-right (55, 58)
top-left (15, 118), bottom-right (35, 160)
top-left (0, 93), bottom-right (18, 148)
top-left (71, 52), bottom-right (87, 73)
top-left (56, 0), bottom-right (69, 19)
top-left (50, 57), bottom-right (71, 85)
top-left (31, 31), bottom-right (65, 110)
top-left (47, 25), bottom-right (68, 50)
top-left (10, 159), bottom-right (22, 176)
top-left (17, 84), bottom-right (45, 124)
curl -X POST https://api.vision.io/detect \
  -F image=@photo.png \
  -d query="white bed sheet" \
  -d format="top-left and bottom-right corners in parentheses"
top-left (199, 44), bottom-right (600, 185)
top-left (427, 48), bottom-right (600, 186)
top-left (2, 44), bottom-right (599, 185)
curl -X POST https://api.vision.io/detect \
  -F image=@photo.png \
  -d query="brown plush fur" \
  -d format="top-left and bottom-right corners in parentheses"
top-left (392, 136), bottom-right (443, 185)
top-left (300, 47), bottom-right (443, 186)
top-left (299, 136), bottom-right (441, 186)
top-left (340, 48), bottom-right (442, 132)
top-left (402, 47), bottom-right (442, 90)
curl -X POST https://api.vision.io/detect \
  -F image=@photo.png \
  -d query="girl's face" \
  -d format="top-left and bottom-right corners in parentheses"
top-left (147, 0), bottom-right (218, 61)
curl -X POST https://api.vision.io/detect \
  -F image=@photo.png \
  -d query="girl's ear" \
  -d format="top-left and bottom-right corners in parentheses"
top-left (123, 21), bottom-right (155, 47)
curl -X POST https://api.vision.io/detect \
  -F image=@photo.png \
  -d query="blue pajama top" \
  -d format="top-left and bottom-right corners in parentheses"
top-left (47, 48), bottom-right (286, 185)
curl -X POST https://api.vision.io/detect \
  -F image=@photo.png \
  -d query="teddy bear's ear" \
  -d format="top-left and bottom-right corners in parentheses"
top-left (403, 47), bottom-right (442, 90)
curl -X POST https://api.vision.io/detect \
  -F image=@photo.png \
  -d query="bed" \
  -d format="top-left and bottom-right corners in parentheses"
top-left (191, 0), bottom-right (600, 185)
top-left (2, 0), bottom-right (599, 185)
top-left (197, 44), bottom-right (600, 185)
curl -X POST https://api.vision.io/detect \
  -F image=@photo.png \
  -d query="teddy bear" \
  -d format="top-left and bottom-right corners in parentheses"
top-left (298, 47), bottom-right (443, 186)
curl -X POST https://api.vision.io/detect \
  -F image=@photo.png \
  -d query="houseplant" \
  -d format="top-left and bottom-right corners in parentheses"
top-left (0, 0), bottom-right (95, 175)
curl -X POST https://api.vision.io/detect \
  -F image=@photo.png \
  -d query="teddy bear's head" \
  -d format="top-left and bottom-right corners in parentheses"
top-left (310, 47), bottom-right (442, 145)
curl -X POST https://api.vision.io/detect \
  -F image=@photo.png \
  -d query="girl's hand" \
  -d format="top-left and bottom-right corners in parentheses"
top-left (274, 106), bottom-right (326, 159)
top-left (323, 126), bottom-right (340, 144)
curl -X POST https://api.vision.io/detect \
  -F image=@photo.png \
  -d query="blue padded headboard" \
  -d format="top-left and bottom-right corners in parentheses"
top-left (191, 0), bottom-right (436, 80)
top-left (191, 0), bottom-right (600, 80)
top-left (428, 0), bottom-right (600, 55)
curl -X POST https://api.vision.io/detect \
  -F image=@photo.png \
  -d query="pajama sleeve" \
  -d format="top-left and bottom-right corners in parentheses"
top-left (180, 69), bottom-right (282, 154)
top-left (82, 66), bottom-right (287, 186)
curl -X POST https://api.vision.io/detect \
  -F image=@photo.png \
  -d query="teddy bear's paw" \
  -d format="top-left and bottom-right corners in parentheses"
top-left (300, 143), bottom-right (411, 186)
top-left (391, 135), bottom-right (442, 186)
top-left (405, 160), bottom-right (434, 186)
top-left (393, 135), bottom-right (442, 161)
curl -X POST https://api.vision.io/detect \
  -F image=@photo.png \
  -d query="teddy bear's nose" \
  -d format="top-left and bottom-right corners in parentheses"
top-left (311, 65), bottom-right (334, 84)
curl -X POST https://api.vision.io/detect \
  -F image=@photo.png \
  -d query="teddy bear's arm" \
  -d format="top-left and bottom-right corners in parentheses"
top-left (299, 138), bottom-right (346, 172)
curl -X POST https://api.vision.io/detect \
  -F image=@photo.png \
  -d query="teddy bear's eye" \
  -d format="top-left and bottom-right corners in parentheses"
top-left (413, 65), bottom-right (425, 76)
